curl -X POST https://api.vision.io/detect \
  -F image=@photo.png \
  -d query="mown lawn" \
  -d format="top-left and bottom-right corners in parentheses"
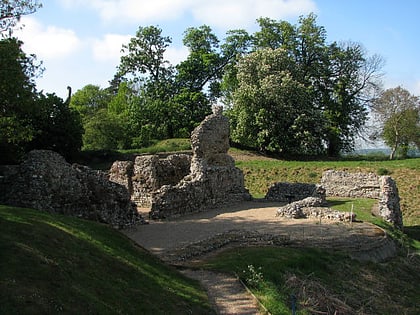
top-left (0, 205), bottom-right (214, 314)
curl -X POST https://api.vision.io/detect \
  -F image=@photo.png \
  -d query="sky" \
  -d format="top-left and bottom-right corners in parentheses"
top-left (14, 0), bottom-right (420, 100)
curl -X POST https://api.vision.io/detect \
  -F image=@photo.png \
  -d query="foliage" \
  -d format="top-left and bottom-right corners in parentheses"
top-left (28, 93), bottom-right (83, 160)
top-left (229, 47), bottom-right (326, 154)
top-left (69, 84), bottom-right (111, 121)
top-left (0, 37), bottom-right (83, 163)
top-left (0, 205), bottom-right (214, 314)
top-left (0, 0), bottom-right (42, 37)
top-left (372, 86), bottom-right (420, 159)
top-left (227, 14), bottom-right (383, 156)
top-left (0, 38), bottom-right (39, 162)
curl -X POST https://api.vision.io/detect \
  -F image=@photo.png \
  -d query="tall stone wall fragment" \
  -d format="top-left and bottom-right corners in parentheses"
top-left (150, 106), bottom-right (251, 218)
top-left (378, 176), bottom-right (403, 230)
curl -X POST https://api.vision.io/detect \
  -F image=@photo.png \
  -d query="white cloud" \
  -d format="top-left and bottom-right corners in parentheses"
top-left (65, 0), bottom-right (317, 29)
top-left (191, 0), bottom-right (317, 30)
top-left (92, 34), bottom-right (131, 62)
top-left (16, 17), bottom-right (82, 60)
top-left (164, 46), bottom-right (189, 65)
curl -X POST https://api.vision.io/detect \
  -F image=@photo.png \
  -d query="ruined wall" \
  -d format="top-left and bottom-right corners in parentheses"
top-left (1, 150), bottom-right (144, 228)
top-left (265, 182), bottom-right (326, 203)
top-left (109, 154), bottom-right (191, 207)
top-left (379, 176), bottom-right (403, 230)
top-left (150, 106), bottom-right (251, 218)
top-left (321, 170), bottom-right (403, 229)
top-left (320, 170), bottom-right (381, 198)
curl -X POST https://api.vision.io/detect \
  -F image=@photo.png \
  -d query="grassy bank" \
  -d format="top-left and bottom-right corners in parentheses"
top-left (234, 155), bottom-right (420, 226)
top-left (0, 205), bottom-right (214, 314)
top-left (199, 246), bottom-right (420, 315)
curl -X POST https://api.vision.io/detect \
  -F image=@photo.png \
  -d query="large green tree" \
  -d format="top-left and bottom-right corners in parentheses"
top-left (229, 48), bottom-right (326, 154)
top-left (373, 86), bottom-right (420, 159)
top-left (227, 14), bottom-right (383, 156)
top-left (0, 37), bottom-right (40, 162)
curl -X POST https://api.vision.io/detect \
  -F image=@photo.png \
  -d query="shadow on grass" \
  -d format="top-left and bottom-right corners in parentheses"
top-left (404, 225), bottom-right (420, 242)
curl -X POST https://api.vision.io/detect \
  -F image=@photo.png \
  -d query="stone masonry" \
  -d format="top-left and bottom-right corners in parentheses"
top-left (265, 182), bottom-right (326, 204)
top-left (109, 154), bottom-right (191, 207)
top-left (321, 170), bottom-right (403, 229)
top-left (149, 106), bottom-right (252, 218)
top-left (0, 150), bottom-right (144, 228)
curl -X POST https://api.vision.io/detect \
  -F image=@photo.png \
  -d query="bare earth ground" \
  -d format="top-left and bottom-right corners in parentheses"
top-left (123, 201), bottom-right (395, 315)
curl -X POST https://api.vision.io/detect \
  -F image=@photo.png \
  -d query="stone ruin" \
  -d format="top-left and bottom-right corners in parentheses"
top-left (265, 182), bottom-right (326, 203)
top-left (109, 154), bottom-right (191, 207)
top-left (108, 106), bottom-right (251, 219)
top-left (276, 197), bottom-right (356, 222)
top-left (0, 150), bottom-right (144, 228)
top-left (150, 106), bottom-right (252, 218)
top-left (321, 170), bottom-right (403, 229)
top-left (268, 170), bottom-right (402, 229)
top-left (321, 170), bottom-right (381, 199)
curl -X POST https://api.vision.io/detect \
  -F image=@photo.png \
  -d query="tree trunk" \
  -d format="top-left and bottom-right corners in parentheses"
top-left (389, 145), bottom-right (397, 160)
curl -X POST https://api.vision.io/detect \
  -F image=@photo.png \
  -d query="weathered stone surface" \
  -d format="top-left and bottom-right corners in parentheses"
top-left (276, 197), bottom-right (324, 218)
top-left (109, 160), bottom-right (134, 195)
top-left (321, 170), bottom-right (381, 198)
top-left (150, 106), bottom-right (251, 218)
top-left (1, 150), bottom-right (144, 228)
top-left (276, 197), bottom-right (356, 222)
top-left (109, 153), bottom-right (191, 207)
top-left (265, 182), bottom-right (326, 203)
top-left (320, 170), bottom-right (403, 229)
top-left (379, 176), bottom-right (403, 230)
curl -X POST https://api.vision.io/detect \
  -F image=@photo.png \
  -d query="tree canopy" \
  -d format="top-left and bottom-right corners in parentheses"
top-left (372, 86), bottom-right (420, 159)
top-left (0, 37), bottom-right (83, 163)
top-left (227, 14), bottom-right (383, 156)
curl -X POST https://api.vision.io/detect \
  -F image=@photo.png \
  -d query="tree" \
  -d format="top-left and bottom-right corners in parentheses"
top-left (28, 93), bottom-right (83, 159)
top-left (227, 14), bottom-right (383, 156)
top-left (1, 0), bottom-right (42, 37)
top-left (373, 86), bottom-right (420, 159)
top-left (0, 37), bottom-right (41, 162)
top-left (0, 37), bottom-right (83, 162)
top-left (229, 48), bottom-right (326, 154)
top-left (70, 84), bottom-right (111, 122)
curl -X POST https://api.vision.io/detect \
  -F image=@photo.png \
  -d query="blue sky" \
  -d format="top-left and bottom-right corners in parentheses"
top-left (15, 0), bottom-right (420, 99)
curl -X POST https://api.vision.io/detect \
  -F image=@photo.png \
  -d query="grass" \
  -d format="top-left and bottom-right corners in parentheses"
top-left (197, 196), bottom-right (420, 314)
top-left (234, 155), bottom-right (420, 226)
top-left (198, 247), bottom-right (420, 315)
top-left (119, 138), bottom-right (192, 155)
top-left (0, 205), bottom-right (214, 314)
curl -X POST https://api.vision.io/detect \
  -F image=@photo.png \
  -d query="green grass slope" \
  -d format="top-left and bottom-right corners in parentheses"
top-left (0, 205), bottom-right (214, 314)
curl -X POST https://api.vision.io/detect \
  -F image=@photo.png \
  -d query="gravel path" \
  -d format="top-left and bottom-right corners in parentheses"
top-left (123, 200), bottom-right (395, 314)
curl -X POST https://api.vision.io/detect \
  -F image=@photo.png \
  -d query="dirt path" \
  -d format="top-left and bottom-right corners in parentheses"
top-left (123, 200), bottom-right (395, 314)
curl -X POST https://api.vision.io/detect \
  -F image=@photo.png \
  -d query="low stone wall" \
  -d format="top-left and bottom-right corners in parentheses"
top-left (265, 182), bottom-right (326, 203)
top-left (321, 170), bottom-right (381, 198)
top-left (321, 170), bottom-right (403, 230)
top-left (1, 150), bottom-right (144, 228)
